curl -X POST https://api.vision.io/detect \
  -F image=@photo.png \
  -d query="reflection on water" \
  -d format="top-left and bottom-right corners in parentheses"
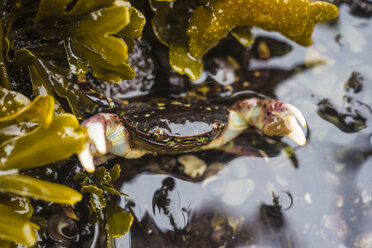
top-left (116, 5), bottom-right (372, 248)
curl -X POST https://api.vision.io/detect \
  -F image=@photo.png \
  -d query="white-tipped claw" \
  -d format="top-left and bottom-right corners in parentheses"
top-left (287, 104), bottom-right (307, 127)
top-left (78, 147), bottom-right (95, 173)
top-left (287, 116), bottom-right (306, 146)
top-left (88, 122), bottom-right (107, 155)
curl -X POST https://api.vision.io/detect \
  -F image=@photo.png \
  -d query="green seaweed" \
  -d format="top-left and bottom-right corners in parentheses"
top-left (0, 93), bottom-right (54, 129)
top-left (187, 0), bottom-right (339, 58)
top-left (0, 0), bottom-right (146, 119)
top-left (31, 58), bottom-right (96, 117)
top-left (0, 195), bottom-right (33, 219)
top-left (0, 113), bottom-right (87, 170)
top-left (34, 0), bottom-right (145, 82)
top-left (150, 0), bottom-right (338, 80)
top-left (0, 90), bottom-right (86, 246)
top-left (0, 87), bottom-right (31, 119)
top-left (74, 164), bottom-right (133, 242)
top-left (117, 6), bottom-right (146, 39)
top-left (74, 164), bottom-right (129, 212)
top-left (11, 45), bottom-right (91, 116)
top-left (150, 0), bottom-right (203, 80)
top-left (106, 203), bottom-right (134, 238)
top-left (0, 20), bottom-right (10, 89)
top-left (0, 174), bottom-right (82, 204)
top-left (62, 5), bottom-right (135, 82)
top-left (0, 203), bottom-right (38, 247)
top-left (230, 26), bottom-right (254, 48)
top-left (169, 43), bottom-right (203, 81)
top-left (0, 93), bottom-right (87, 170)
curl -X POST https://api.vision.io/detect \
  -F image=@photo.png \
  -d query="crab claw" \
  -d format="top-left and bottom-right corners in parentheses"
top-left (77, 114), bottom-right (115, 172)
top-left (77, 113), bottom-right (142, 172)
top-left (233, 98), bottom-right (307, 146)
top-left (285, 104), bottom-right (307, 145)
top-left (285, 113), bottom-right (307, 146)
top-left (87, 122), bottom-right (107, 155)
top-left (77, 146), bottom-right (95, 173)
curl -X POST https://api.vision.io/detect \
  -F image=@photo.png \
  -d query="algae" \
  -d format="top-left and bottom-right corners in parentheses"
top-left (150, 0), bottom-right (338, 80)
top-left (0, 89), bottom-right (86, 246)
top-left (187, 0), bottom-right (339, 58)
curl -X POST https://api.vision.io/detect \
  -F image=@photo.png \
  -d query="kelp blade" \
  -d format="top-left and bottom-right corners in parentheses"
top-left (0, 203), bottom-right (38, 247)
top-left (187, 0), bottom-right (339, 57)
top-left (0, 114), bottom-right (87, 170)
top-left (0, 87), bottom-right (30, 119)
top-left (0, 174), bottom-right (82, 204)
top-left (106, 204), bottom-right (134, 238)
top-left (0, 95), bottom-right (54, 129)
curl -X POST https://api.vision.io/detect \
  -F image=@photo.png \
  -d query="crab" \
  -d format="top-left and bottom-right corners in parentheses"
top-left (77, 92), bottom-right (307, 172)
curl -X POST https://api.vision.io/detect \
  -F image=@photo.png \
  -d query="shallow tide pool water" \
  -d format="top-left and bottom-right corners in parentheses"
top-left (115, 5), bottom-right (372, 248)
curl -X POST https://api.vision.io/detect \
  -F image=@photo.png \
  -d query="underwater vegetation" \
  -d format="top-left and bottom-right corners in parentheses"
top-left (0, 91), bottom-right (85, 246)
top-left (0, 0), bottom-right (340, 247)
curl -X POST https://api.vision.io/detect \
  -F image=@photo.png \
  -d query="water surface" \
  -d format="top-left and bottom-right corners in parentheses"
top-left (116, 5), bottom-right (372, 247)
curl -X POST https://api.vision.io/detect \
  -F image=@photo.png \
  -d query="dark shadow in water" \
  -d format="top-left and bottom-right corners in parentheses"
top-left (126, 189), bottom-right (302, 248)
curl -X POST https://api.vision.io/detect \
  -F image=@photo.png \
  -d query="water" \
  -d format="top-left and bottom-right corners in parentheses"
top-left (116, 5), bottom-right (372, 248)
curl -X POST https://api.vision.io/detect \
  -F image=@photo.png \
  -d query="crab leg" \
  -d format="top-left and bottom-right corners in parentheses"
top-left (77, 113), bottom-right (148, 172)
top-left (204, 98), bottom-right (307, 149)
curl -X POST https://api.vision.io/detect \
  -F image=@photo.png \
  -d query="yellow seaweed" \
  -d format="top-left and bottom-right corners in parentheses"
top-left (0, 114), bottom-right (87, 171)
top-left (0, 95), bottom-right (54, 129)
top-left (35, 0), bottom-right (145, 83)
top-left (150, 0), bottom-right (203, 80)
top-left (169, 43), bottom-right (203, 81)
top-left (0, 204), bottom-right (38, 247)
top-left (230, 26), bottom-right (254, 47)
top-left (187, 0), bottom-right (339, 58)
top-left (0, 175), bottom-right (82, 204)
top-left (0, 92), bottom-right (87, 246)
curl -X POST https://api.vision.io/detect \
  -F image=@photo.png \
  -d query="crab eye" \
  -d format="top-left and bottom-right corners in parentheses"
top-left (151, 128), bottom-right (165, 141)
top-left (213, 122), bottom-right (226, 132)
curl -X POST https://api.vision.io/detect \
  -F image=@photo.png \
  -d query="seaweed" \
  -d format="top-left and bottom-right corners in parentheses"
top-left (1, 0), bottom-right (146, 117)
top-left (33, 0), bottom-right (145, 83)
top-left (317, 72), bottom-right (370, 133)
top-left (0, 92), bottom-right (87, 170)
top-left (150, 0), bottom-right (203, 80)
top-left (0, 1), bottom-right (144, 245)
top-left (187, 0), bottom-right (339, 58)
top-left (150, 0), bottom-right (338, 80)
top-left (0, 88), bottom-right (86, 246)
top-left (150, 0), bottom-right (253, 80)
top-left (0, 202), bottom-right (38, 247)
top-left (74, 164), bottom-right (133, 241)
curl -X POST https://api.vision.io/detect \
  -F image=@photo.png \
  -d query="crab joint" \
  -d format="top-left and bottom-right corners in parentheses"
top-left (78, 113), bottom-right (148, 172)
top-left (78, 113), bottom-right (121, 172)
